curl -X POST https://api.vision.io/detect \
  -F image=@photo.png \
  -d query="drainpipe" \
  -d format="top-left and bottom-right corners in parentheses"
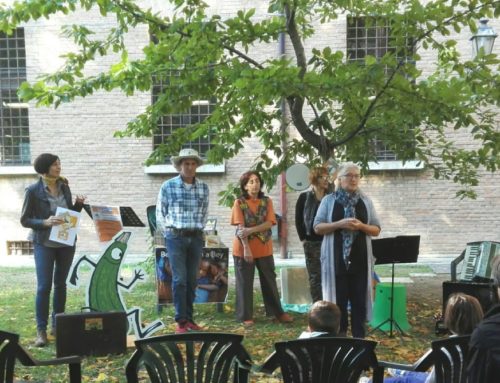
top-left (278, 29), bottom-right (288, 259)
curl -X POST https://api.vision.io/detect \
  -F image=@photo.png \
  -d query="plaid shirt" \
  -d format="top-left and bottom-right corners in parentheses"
top-left (156, 175), bottom-right (209, 233)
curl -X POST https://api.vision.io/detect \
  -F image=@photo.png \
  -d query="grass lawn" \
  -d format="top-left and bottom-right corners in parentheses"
top-left (0, 262), bottom-right (444, 382)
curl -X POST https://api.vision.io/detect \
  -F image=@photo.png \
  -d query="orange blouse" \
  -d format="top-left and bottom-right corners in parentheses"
top-left (231, 197), bottom-right (277, 258)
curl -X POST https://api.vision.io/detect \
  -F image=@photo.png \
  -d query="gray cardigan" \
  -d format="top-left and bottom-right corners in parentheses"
top-left (313, 191), bottom-right (381, 321)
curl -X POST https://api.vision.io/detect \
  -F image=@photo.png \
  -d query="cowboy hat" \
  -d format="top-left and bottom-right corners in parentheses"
top-left (171, 148), bottom-right (204, 169)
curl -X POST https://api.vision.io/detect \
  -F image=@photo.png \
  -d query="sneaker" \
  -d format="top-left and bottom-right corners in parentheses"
top-left (34, 330), bottom-right (48, 347)
top-left (242, 320), bottom-right (255, 327)
top-left (186, 321), bottom-right (203, 331)
top-left (276, 313), bottom-right (294, 323)
top-left (175, 322), bottom-right (188, 334)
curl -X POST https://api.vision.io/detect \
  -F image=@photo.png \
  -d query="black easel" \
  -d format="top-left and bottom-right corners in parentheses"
top-left (370, 235), bottom-right (420, 337)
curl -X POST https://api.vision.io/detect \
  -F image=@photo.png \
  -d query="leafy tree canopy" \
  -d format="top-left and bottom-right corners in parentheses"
top-left (1, 0), bottom-right (500, 200)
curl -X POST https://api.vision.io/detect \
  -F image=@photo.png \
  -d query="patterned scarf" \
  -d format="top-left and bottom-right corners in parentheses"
top-left (335, 187), bottom-right (360, 268)
top-left (42, 175), bottom-right (67, 187)
top-left (238, 197), bottom-right (272, 243)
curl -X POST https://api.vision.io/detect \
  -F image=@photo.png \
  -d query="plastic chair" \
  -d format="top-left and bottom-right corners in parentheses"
top-left (146, 204), bottom-right (157, 237)
top-left (0, 330), bottom-right (81, 383)
top-left (271, 337), bottom-right (383, 383)
top-left (378, 335), bottom-right (470, 383)
top-left (125, 332), bottom-right (252, 383)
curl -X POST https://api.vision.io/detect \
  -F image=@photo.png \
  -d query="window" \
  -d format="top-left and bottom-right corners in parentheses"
top-left (0, 28), bottom-right (30, 166)
top-left (152, 75), bottom-right (216, 160)
top-left (7, 240), bottom-right (33, 256)
top-left (347, 17), bottom-right (415, 162)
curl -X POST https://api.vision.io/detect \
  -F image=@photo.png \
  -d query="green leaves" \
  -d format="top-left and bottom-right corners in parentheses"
top-left (2, 0), bottom-right (500, 199)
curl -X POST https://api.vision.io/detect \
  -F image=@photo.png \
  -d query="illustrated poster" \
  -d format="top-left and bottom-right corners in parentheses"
top-left (49, 207), bottom-right (81, 246)
top-left (90, 205), bottom-right (123, 245)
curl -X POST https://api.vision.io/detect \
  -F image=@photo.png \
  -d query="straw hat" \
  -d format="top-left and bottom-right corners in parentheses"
top-left (171, 148), bottom-right (203, 170)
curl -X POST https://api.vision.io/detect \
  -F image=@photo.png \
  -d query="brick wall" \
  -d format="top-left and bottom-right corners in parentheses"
top-left (0, 2), bottom-right (498, 263)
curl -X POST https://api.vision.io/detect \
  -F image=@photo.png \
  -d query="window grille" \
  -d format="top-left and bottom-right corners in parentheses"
top-left (7, 240), bottom-right (33, 256)
top-left (346, 17), bottom-right (415, 161)
top-left (0, 28), bottom-right (30, 166)
top-left (152, 75), bottom-right (216, 160)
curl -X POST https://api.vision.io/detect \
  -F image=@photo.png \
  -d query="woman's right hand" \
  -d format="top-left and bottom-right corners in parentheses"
top-left (43, 215), bottom-right (65, 227)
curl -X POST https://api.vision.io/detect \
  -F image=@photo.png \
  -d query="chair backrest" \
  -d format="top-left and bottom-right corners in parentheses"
top-left (0, 331), bottom-right (19, 383)
top-left (146, 205), bottom-right (157, 237)
top-left (274, 337), bottom-right (378, 383)
top-left (125, 332), bottom-right (251, 383)
top-left (431, 335), bottom-right (470, 383)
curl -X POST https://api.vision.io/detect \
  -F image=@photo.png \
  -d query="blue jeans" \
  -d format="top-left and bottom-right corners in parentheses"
top-left (165, 232), bottom-right (204, 322)
top-left (34, 243), bottom-right (75, 331)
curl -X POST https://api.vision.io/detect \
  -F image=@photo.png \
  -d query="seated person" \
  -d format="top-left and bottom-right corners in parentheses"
top-left (260, 300), bottom-right (341, 373)
top-left (383, 293), bottom-right (483, 383)
top-left (467, 256), bottom-right (500, 382)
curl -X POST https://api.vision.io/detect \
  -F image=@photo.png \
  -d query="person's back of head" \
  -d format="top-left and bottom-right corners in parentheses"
top-left (444, 293), bottom-right (483, 335)
top-left (308, 300), bottom-right (341, 335)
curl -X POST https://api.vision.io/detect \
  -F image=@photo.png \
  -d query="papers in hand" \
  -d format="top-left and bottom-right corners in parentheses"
top-left (49, 207), bottom-right (81, 246)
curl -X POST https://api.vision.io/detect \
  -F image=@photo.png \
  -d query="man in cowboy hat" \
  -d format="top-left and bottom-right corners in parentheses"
top-left (156, 148), bottom-right (209, 333)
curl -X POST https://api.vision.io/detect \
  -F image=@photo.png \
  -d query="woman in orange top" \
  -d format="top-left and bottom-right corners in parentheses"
top-left (231, 171), bottom-right (293, 326)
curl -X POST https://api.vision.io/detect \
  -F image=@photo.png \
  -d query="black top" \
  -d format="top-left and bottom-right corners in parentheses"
top-left (333, 199), bottom-right (368, 275)
top-left (467, 303), bottom-right (500, 382)
top-left (295, 191), bottom-right (323, 242)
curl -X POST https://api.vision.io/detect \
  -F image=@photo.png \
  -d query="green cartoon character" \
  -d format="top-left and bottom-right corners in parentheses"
top-left (69, 231), bottom-right (164, 338)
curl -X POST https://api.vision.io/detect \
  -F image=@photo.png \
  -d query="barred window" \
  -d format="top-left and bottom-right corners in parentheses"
top-left (7, 240), bottom-right (33, 256)
top-left (152, 75), bottom-right (216, 161)
top-left (0, 28), bottom-right (30, 166)
top-left (347, 17), bottom-right (415, 161)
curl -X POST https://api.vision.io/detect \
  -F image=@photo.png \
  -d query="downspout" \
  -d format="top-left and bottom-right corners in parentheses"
top-left (278, 29), bottom-right (288, 259)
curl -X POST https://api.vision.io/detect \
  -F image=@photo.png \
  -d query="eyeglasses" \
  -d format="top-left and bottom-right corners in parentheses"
top-left (341, 173), bottom-right (361, 180)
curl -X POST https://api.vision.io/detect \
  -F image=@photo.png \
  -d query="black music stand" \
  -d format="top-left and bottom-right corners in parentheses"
top-left (83, 204), bottom-right (145, 227)
top-left (370, 235), bottom-right (420, 338)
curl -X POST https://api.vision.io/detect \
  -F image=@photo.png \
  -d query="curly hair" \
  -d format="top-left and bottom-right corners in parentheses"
top-left (309, 166), bottom-right (328, 187)
top-left (239, 171), bottom-right (265, 199)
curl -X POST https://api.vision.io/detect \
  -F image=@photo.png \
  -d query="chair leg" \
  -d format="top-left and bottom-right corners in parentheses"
top-left (371, 366), bottom-right (384, 383)
top-left (69, 362), bottom-right (82, 383)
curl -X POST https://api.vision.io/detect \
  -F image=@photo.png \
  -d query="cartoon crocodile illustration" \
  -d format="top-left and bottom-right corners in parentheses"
top-left (69, 231), bottom-right (164, 338)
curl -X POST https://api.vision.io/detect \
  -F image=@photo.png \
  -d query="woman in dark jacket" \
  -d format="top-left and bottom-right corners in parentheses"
top-left (295, 166), bottom-right (330, 302)
top-left (20, 153), bottom-right (85, 347)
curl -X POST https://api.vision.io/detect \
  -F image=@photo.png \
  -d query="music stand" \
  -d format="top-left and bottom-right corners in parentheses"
top-left (370, 235), bottom-right (420, 337)
top-left (83, 204), bottom-right (145, 227)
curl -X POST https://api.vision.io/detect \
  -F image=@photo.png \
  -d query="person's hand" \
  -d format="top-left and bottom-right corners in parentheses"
top-left (243, 246), bottom-right (254, 264)
top-left (75, 194), bottom-right (86, 204)
top-left (43, 215), bottom-right (65, 227)
top-left (237, 225), bottom-right (252, 239)
top-left (338, 218), bottom-right (359, 231)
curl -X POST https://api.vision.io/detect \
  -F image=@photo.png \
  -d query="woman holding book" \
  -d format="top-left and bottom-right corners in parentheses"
top-left (20, 153), bottom-right (85, 347)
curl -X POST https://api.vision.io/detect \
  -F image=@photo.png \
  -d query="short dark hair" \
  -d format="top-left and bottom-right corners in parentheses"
top-left (308, 300), bottom-right (341, 334)
top-left (444, 293), bottom-right (484, 335)
top-left (34, 153), bottom-right (59, 175)
top-left (239, 171), bottom-right (264, 199)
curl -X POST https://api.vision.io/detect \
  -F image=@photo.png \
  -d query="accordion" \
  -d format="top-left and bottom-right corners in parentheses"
top-left (458, 241), bottom-right (500, 282)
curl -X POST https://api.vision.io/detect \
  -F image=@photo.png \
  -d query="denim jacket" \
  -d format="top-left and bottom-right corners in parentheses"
top-left (20, 178), bottom-right (82, 244)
